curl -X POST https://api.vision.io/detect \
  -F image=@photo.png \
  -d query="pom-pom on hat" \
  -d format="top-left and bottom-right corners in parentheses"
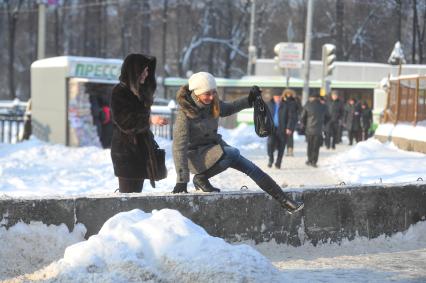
top-left (188, 72), bottom-right (217, 95)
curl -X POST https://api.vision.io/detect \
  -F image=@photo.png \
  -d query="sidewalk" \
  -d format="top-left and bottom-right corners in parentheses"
top-left (209, 137), bottom-right (351, 192)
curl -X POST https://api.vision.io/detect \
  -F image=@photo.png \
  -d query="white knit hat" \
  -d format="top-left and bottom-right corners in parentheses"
top-left (188, 72), bottom-right (217, 95)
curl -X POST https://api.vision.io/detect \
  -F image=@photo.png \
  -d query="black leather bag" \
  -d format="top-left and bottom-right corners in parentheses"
top-left (152, 139), bottom-right (167, 181)
top-left (253, 95), bottom-right (275, 137)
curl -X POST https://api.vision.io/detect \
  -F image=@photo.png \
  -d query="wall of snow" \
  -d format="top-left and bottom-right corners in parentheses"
top-left (375, 123), bottom-right (426, 153)
top-left (1, 183), bottom-right (426, 246)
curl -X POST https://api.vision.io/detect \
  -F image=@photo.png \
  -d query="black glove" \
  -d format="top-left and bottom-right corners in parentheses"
top-left (248, 85), bottom-right (261, 107)
top-left (172, 183), bottom-right (188, 194)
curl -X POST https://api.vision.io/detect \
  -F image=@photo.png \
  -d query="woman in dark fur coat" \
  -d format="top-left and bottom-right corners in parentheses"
top-left (110, 53), bottom-right (168, 193)
top-left (171, 72), bottom-right (303, 214)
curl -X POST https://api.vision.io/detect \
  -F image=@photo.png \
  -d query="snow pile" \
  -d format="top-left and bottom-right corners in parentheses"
top-left (0, 222), bottom-right (86, 280)
top-left (0, 125), bottom-right (266, 197)
top-left (326, 138), bottom-right (426, 184)
top-left (21, 209), bottom-right (285, 283)
top-left (375, 122), bottom-right (426, 142)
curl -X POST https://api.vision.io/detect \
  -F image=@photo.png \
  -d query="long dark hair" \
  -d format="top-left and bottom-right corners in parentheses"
top-left (119, 53), bottom-right (157, 107)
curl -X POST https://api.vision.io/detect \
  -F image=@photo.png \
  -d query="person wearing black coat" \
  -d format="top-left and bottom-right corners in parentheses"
top-left (324, 91), bottom-right (344, 150)
top-left (89, 93), bottom-right (113, 148)
top-left (300, 94), bottom-right (330, 167)
top-left (344, 98), bottom-right (362, 145)
top-left (360, 101), bottom-right (373, 141)
top-left (266, 90), bottom-right (297, 169)
top-left (282, 89), bottom-right (299, 157)
top-left (110, 53), bottom-right (168, 193)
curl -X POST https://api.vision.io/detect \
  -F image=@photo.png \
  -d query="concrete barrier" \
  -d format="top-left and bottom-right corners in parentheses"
top-left (375, 135), bottom-right (426, 154)
top-left (1, 182), bottom-right (426, 246)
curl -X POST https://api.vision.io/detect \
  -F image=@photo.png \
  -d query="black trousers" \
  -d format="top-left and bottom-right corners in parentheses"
top-left (325, 122), bottom-right (339, 149)
top-left (306, 135), bottom-right (322, 165)
top-left (362, 128), bottom-right (369, 141)
top-left (267, 129), bottom-right (286, 167)
top-left (118, 177), bottom-right (144, 193)
top-left (287, 132), bottom-right (294, 149)
top-left (348, 130), bottom-right (361, 145)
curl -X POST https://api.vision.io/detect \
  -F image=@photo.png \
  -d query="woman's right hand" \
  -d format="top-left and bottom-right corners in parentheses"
top-left (151, 115), bottom-right (169, 126)
top-left (172, 183), bottom-right (188, 194)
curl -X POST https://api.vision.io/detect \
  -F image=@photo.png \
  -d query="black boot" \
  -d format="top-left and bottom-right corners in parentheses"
top-left (256, 174), bottom-right (304, 214)
top-left (192, 160), bottom-right (228, 192)
top-left (193, 174), bottom-right (220, 192)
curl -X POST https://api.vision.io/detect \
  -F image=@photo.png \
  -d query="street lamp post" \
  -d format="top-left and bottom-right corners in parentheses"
top-left (302, 0), bottom-right (314, 105)
top-left (37, 0), bottom-right (47, 60)
top-left (247, 0), bottom-right (256, 76)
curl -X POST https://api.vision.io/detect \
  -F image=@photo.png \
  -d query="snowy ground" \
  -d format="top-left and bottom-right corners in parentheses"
top-left (1, 124), bottom-right (426, 282)
top-left (1, 124), bottom-right (425, 197)
top-left (1, 210), bottom-right (426, 282)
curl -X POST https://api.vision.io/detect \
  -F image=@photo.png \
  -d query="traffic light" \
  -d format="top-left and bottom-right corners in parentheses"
top-left (273, 42), bottom-right (286, 69)
top-left (322, 44), bottom-right (336, 78)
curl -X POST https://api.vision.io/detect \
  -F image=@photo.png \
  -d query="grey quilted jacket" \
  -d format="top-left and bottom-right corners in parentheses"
top-left (173, 85), bottom-right (250, 183)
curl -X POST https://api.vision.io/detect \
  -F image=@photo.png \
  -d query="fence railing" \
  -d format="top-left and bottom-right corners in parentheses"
top-left (0, 108), bottom-right (176, 145)
top-left (0, 114), bottom-right (25, 144)
top-left (384, 75), bottom-right (426, 124)
top-left (150, 109), bottom-right (177, 140)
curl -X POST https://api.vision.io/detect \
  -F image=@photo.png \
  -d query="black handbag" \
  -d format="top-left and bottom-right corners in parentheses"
top-left (253, 95), bottom-right (275, 137)
top-left (152, 139), bottom-right (167, 181)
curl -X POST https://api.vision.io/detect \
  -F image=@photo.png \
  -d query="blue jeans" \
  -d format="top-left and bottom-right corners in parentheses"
top-left (211, 146), bottom-right (267, 184)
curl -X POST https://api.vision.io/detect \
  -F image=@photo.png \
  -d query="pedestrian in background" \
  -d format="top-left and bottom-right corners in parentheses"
top-left (300, 94), bottom-right (330, 168)
top-left (266, 90), bottom-right (297, 168)
top-left (344, 97), bottom-right (362, 145)
top-left (325, 91), bottom-right (344, 150)
top-left (361, 101), bottom-right (373, 141)
top-left (110, 53), bottom-right (168, 193)
top-left (172, 72), bottom-right (303, 214)
top-left (282, 89), bottom-right (299, 157)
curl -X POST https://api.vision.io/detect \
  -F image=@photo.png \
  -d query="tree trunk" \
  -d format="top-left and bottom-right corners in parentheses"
top-left (54, 5), bottom-right (60, 56)
top-left (161, 0), bottom-right (169, 76)
top-left (412, 0), bottom-right (417, 63)
top-left (7, 0), bottom-right (23, 100)
top-left (416, 2), bottom-right (426, 63)
top-left (396, 0), bottom-right (402, 42)
top-left (208, 2), bottom-right (216, 74)
top-left (335, 0), bottom-right (344, 59)
top-left (141, 0), bottom-right (151, 54)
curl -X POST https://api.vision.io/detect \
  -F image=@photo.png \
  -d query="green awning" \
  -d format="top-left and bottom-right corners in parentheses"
top-left (164, 77), bottom-right (377, 89)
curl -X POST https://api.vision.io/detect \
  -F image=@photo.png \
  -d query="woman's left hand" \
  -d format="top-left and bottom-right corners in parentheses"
top-left (151, 115), bottom-right (169, 126)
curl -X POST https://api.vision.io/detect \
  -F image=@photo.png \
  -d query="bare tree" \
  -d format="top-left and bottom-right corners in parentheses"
top-left (335, 0), bottom-right (344, 59)
top-left (161, 0), bottom-right (169, 75)
top-left (141, 0), bottom-right (151, 54)
top-left (5, 0), bottom-right (23, 100)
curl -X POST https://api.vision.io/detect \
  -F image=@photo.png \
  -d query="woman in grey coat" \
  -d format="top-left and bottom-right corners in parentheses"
top-left (172, 72), bottom-right (303, 214)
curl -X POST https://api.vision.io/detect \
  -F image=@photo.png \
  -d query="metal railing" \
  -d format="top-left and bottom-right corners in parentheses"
top-left (0, 114), bottom-right (25, 144)
top-left (150, 109), bottom-right (177, 140)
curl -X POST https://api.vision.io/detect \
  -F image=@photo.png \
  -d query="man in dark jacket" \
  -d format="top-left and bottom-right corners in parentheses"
top-left (266, 91), bottom-right (297, 168)
top-left (325, 91), bottom-right (344, 150)
top-left (300, 94), bottom-right (330, 167)
top-left (360, 101), bottom-right (373, 140)
top-left (344, 98), bottom-right (362, 145)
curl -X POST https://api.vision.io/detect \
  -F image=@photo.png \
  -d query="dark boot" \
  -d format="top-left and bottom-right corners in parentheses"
top-left (192, 159), bottom-right (229, 192)
top-left (256, 175), bottom-right (304, 214)
top-left (193, 174), bottom-right (220, 192)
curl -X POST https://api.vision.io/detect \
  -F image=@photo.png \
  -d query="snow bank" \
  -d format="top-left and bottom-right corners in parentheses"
top-left (0, 125), bottom-right (267, 197)
top-left (326, 138), bottom-right (426, 184)
top-left (0, 221), bottom-right (86, 280)
top-left (21, 209), bottom-right (285, 283)
top-left (375, 122), bottom-right (426, 142)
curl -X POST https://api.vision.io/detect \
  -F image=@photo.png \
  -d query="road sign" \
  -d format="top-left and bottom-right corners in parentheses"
top-left (274, 42), bottom-right (304, 69)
